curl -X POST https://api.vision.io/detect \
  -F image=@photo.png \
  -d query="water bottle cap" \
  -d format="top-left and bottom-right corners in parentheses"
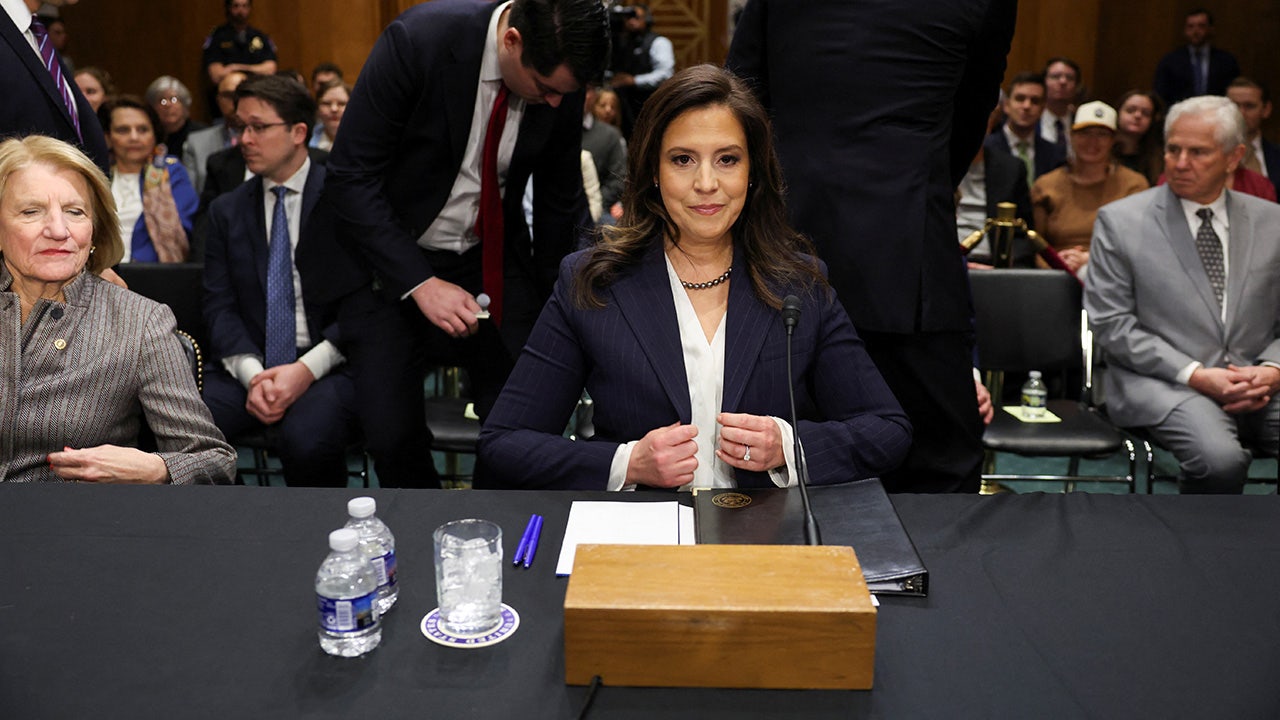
top-left (348, 496), bottom-right (376, 518)
top-left (329, 528), bottom-right (359, 552)
top-left (1029, 370), bottom-right (1042, 378)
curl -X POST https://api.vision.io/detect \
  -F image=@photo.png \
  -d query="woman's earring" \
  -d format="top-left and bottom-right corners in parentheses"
top-left (88, 246), bottom-right (96, 256)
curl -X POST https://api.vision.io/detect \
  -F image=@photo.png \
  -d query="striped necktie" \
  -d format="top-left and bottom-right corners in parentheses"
top-left (29, 15), bottom-right (80, 141)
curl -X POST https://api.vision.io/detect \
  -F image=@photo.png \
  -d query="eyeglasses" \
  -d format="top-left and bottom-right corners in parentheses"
top-left (234, 121), bottom-right (289, 136)
top-left (157, 96), bottom-right (184, 107)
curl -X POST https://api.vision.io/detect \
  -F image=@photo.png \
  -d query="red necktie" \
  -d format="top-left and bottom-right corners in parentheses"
top-left (475, 84), bottom-right (510, 325)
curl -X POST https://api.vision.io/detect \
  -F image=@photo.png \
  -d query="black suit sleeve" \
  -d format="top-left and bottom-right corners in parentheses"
top-left (321, 20), bottom-right (436, 297)
top-left (949, 0), bottom-right (1017, 187)
top-left (725, 0), bottom-right (770, 106)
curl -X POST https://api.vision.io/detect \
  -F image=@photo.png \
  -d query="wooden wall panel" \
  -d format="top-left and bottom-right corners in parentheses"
top-left (54, 1), bottom-right (1280, 142)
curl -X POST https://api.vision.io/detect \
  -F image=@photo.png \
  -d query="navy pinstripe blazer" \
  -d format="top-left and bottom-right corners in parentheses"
top-left (0, 268), bottom-right (236, 484)
top-left (477, 243), bottom-right (912, 490)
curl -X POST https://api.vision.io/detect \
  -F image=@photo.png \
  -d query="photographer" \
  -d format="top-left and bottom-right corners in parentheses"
top-left (608, 4), bottom-right (674, 138)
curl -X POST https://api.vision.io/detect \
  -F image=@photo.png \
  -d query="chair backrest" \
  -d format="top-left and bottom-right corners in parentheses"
top-left (116, 263), bottom-right (205, 347)
top-left (970, 269), bottom-right (1083, 373)
top-left (174, 330), bottom-right (203, 393)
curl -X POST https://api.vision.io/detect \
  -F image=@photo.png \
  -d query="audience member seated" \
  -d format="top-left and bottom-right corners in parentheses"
top-left (0, 135), bottom-right (235, 484)
top-left (984, 71), bottom-right (1066, 188)
top-left (1031, 101), bottom-right (1148, 275)
top-left (1226, 77), bottom-right (1279, 199)
top-left (99, 96), bottom-right (198, 263)
top-left (309, 61), bottom-right (343, 99)
top-left (959, 97), bottom-right (1035, 268)
top-left (583, 84), bottom-right (627, 224)
top-left (1154, 8), bottom-right (1240, 106)
top-left (1086, 95), bottom-right (1280, 494)
top-left (592, 87), bottom-right (623, 133)
top-left (145, 75), bottom-right (206, 163)
top-left (1041, 57), bottom-right (1081, 153)
top-left (183, 70), bottom-right (249, 194)
top-left (310, 79), bottom-right (350, 152)
top-left (202, 76), bottom-right (358, 487)
top-left (72, 66), bottom-right (114, 113)
top-left (1113, 90), bottom-right (1166, 185)
top-left (477, 65), bottom-right (911, 491)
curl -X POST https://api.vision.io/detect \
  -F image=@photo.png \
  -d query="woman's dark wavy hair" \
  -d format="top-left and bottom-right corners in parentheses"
top-left (573, 64), bottom-right (824, 309)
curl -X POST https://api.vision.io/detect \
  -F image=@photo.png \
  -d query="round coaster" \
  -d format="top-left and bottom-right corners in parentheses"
top-left (421, 604), bottom-right (519, 648)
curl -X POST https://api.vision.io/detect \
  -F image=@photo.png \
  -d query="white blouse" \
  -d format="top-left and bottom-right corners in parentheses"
top-left (606, 255), bottom-right (798, 491)
top-left (112, 172), bottom-right (141, 262)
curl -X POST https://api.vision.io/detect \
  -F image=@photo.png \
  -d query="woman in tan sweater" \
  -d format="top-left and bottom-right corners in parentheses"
top-left (1032, 101), bottom-right (1149, 274)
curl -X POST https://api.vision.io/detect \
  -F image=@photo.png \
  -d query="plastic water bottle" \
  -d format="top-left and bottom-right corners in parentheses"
top-left (1020, 370), bottom-right (1048, 419)
top-left (315, 528), bottom-right (381, 657)
top-left (345, 497), bottom-right (398, 614)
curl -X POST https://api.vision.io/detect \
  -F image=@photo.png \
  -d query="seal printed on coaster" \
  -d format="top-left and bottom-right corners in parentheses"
top-left (421, 604), bottom-right (520, 648)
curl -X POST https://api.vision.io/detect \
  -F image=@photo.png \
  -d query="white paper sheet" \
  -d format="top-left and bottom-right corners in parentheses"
top-left (555, 501), bottom-right (681, 575)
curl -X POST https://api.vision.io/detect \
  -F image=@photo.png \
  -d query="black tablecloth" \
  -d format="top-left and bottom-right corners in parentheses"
top-left (1, 485), bottom-right (1278, 719)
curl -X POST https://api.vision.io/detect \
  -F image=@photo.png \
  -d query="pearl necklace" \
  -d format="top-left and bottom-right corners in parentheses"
top-left (679, 266), bottom-right (732, 290)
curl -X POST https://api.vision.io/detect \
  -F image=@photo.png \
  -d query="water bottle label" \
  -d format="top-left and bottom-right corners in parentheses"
top-left (317, 591), bottom-right (378, 633)
top-left (383, 550), bottom-right (397, 588)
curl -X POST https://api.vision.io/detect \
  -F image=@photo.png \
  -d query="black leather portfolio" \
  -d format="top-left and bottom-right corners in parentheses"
top-left (692, 479), bottom-right (928, 596)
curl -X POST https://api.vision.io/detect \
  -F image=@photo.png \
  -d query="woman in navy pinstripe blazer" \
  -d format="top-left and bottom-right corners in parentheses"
top-left (0, 136), bottom-right (235, 484)
top-left (478, 66), bottom-right (910, 491)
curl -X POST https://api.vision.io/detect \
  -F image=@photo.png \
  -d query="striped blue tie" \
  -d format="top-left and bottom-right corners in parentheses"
top-left (265, 186), bottom-right (296, 367)
top-left (29, 15), bottom-right (80, 141)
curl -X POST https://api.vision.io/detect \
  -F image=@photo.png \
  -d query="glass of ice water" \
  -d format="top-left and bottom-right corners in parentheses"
top-left (433, 519), bottom-right (503, 635)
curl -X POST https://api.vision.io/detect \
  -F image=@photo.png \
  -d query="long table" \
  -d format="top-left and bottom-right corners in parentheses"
top-left (1, 485), bottom-right (1278, 719)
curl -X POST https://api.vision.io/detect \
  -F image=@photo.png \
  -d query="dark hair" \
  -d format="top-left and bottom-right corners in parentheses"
top-left (509, 0), bottom-right (611, 86)
top-left (314, 78), bottom-right (353, 103)
top-left (1113, 89), bottom-right (1166, 184)
top-left (1042, 57), bottom-right (1080, 83)
top-left (1228, 76), bottom-right (1271, 104)
top-left (574, 64), bottom-right (824, 310)
top-left (98, 95), bottom-right (162, 150)
top-left (225, 0), bottom-right (251, 11)
top-left (234, 74), bottom-right (317, 137)
top-left (1186, 8), bottom-right (1213, 24)
top-left (1006, 71), bottom-right (1046, 94)
top-left (310, 62), bottom-right (343, 82)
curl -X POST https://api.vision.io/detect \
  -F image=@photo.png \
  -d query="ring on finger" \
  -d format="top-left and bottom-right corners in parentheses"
top-left (743, 446), bottom-right (751, 462)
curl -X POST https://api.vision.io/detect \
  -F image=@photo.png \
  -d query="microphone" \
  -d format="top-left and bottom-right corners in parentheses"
top-left (781, 294), bottom-right (821, 546)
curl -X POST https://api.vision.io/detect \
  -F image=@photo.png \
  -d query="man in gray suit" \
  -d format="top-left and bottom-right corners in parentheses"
top-left (1086, 95), bottom-right (1280, 494)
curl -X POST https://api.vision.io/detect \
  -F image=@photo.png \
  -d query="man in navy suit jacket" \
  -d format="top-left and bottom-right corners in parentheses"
top-left (1153, 9), bottom-right (1241, 107)
top-left (0, 0), bottom-right (108, 172)
top-left (295, 0), bottom-right (609, 488)
top-left (1226, 78), bottom-right (1280, 200)
top-left (728, 0), bottom-right (1015, 493)
top-left (202, 76), bottom-right (357, 487)
top-left (983, 73), bottom-right (1067, 186)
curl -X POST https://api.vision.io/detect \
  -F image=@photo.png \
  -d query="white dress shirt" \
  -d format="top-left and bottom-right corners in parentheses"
top-left (1175, 191), bottom-right (1230, 383)
top-left (416, 1), bottom-right (523, 257)
top-left (1, 0), bottom-right (41, 56)
top-left (222, 157), bottom-right (345, 386)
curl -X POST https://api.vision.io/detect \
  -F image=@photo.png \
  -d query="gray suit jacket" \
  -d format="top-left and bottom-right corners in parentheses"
top-left (0, 267), bottom-right (237, 484)
top-left (1085, 185), bottom-right (1280, 427)
top-left (181, 123), bottom-right (233, 195)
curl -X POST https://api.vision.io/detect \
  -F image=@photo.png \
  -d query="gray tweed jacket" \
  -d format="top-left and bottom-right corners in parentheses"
top-left (0, 265), bottom-right (236, 483)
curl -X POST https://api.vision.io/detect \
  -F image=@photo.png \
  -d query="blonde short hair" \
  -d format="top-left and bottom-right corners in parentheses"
top-left (0, 135), bottom-right (122, 272)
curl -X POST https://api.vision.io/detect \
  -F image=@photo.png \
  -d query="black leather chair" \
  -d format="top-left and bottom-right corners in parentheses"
top-left (425, 367), bottom-right (481, 487)
top-left (971, 269), bottom-right (1138, 492)
top-left (115, 263), bottom-right (206, 350)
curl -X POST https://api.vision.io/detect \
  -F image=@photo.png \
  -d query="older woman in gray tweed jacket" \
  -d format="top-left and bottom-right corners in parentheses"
top-left (0, 135), bottom-right (235, 484)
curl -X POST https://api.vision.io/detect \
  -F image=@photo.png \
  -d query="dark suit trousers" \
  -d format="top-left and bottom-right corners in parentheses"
top-left (203, 367), bottom-right (359, 487)
top-left (339, 247), bottom-right (518, 488)
top-left (860, 329), bottom-right (984, 493)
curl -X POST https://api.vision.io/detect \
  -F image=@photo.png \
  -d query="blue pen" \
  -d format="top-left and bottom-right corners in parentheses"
top-left (513, 515), bottom-right (537, 566)
top-left (523, 514), bottom-right (544, 568)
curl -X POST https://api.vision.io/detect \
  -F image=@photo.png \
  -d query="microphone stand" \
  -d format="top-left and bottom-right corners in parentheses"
top-left (783, 296), bottom-right (821, 546)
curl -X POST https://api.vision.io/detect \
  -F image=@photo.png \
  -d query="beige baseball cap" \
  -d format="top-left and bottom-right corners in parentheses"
top-left (1072, 101), bottom-right (1117, 131)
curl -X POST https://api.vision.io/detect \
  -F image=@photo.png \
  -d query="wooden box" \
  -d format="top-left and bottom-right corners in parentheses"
top-left (563, 543), bottom-right (876, 690)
